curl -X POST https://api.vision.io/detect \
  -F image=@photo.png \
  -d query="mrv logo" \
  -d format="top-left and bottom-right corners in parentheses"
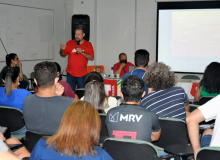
top-left (109, 112), bottom-right (143, 122)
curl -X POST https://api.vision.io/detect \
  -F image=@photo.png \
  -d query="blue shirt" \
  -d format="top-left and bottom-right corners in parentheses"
top-left (123, 69), bottom-right (149, 94)
top-left (0, 87), bottom-right (31, 111)
top-left (140, 86), bottom-right (189, 120)
top-left (30, 139), bottom-right (113, 160)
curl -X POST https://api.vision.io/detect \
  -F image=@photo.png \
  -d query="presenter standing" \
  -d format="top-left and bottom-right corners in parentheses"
top-left (60, 27), bottom-right (94, 91)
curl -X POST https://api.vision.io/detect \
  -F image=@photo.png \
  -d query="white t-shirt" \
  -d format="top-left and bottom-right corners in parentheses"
top-left (199, 95), bottom-right (220, 147)
top-left (0, 139), bottom-right (8, 152)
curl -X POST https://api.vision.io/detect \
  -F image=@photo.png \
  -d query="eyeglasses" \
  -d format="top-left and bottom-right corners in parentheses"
top-left (15, 58), bottom-right (19, 60)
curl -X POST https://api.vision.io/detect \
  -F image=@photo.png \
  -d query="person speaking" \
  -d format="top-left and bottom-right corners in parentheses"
top-left (60, 27), bottom-right (94, 91)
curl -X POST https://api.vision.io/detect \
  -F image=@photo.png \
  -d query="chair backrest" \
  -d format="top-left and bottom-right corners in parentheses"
top-left (198, 96), bottom-right (214, 105)
top-left (23, 74), bottom-right (28, 81)
top-left (103, 138), bottom-right (160, 160)
top-left (25, 131), bottom-right (49, 152)
top-left (75, 88), bottom-right (85, 99)
top-left (0, 106), bottom-right (25, 133)
top-left (152, 117), bottom-right (189, 148)
top-left (181, 75), bottom-right (200, 80)
top-left (190, 104), bottom-right (200, 112)
top-left (99, 113), bottom-right (109, 145)
top-left (87, 65), bottom-right (105, 74)
top-left (196, 147), bottom-right (220, 160)
top-left (99, 113), bottom-right (109, 137)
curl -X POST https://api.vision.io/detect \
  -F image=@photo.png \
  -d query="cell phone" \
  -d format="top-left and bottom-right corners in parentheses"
top-left (8, 144), bottom-right (24, 151)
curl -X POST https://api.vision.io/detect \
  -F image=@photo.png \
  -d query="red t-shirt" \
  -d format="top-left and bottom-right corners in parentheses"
top-left (64, 40), bottom-right (94, 77)
top-left (113, 62), bottom-right (134, 78)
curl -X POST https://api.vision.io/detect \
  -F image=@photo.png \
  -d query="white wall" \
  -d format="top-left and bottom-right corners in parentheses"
top-left (0, 0), bottom-right (74, 79)
top-left (73, 0), bottom-right (158, 75)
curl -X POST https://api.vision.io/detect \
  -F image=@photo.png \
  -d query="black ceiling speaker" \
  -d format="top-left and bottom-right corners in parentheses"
top-left (72, 14), bottom-right (90, 41)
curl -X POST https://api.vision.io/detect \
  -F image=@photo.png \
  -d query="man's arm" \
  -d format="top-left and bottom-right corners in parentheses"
top-left (76, 47), bottom-right (94, 61)
top-left (186, 109), bottom-right (205, 159)
top-left (81, 51), bottom-right (94, 60)
top-left (184, 101), bottom-right (190, 117)
top-left (60, 43), bottom-right (66, 57)
top-left (114, 63), bottom-right (126, 76)
top-left (194, 86), bottom-right (202, 102)
top-left (151, 129), bottom-right (161, 141)
top-left (17, 63), bottom-right (24, 81)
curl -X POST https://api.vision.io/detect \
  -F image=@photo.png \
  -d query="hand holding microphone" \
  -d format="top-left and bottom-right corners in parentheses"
top-left (76, 41), bottom-right (80, 55)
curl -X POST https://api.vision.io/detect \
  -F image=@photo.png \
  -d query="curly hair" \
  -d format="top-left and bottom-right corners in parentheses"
top-left (200, 62), bottom-right (220, 94)
top-left (145, 62), bottom-right (175, 91)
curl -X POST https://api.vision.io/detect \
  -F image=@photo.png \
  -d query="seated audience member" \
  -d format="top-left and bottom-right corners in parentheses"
top-left (106, 75), bottom-right (161, 142)
top-left (35, 62), bottom-right (79, 101)
top-left (0, 132), bottom-right (30, 159)
top-left (141, 62), bottom-right (190, 120)
top-left (23, 61), bottom-right (75, 135)
top-left (186, 95), bottom-right (220, 159)
top-left (194, 62), bottom-right (220, 102)
top-left (0, 66), bottom-right (31, 111)
top-left (113, 53), bottom-right (134, 78)
top-left (0, 53), bottom-right (28, 89)
top-left (81, 71), bottom-right (118, 113)
top-left (31, 101), bottom-right (113, 160)
top-left (123, 49), bottom-right (150, 95)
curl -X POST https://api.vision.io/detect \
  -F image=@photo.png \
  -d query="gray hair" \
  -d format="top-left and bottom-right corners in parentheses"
top-left (145, 62), bottom-right (175, 91)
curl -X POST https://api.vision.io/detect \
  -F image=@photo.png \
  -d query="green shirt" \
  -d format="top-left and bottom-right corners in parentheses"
top-left (200, 85), bottom-right (220, 97)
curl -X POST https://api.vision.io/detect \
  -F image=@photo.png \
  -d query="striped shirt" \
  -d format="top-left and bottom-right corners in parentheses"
top-left (140, 86), bottom-right (188, 120)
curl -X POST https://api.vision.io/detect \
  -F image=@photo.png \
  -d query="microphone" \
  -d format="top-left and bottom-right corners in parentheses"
top-left (76, 41), bottom-right (80, 55)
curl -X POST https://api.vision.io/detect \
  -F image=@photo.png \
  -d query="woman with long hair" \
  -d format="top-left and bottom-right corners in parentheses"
top-left (0, 67), bottom-right (31, 135)
top-left (194, 62), bottom-right (220, 102)
top-left (30, 101), bottom-right (113, 160)
top-left (82, 71), bottom-right (118, 113)
top-left (0, 53), bottom-right (28, 89)
top-left (0, 66), bottom-right (31, 111)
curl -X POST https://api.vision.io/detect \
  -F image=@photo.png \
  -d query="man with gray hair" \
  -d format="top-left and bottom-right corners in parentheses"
top-left (141, 62), bottom-right (190, 120)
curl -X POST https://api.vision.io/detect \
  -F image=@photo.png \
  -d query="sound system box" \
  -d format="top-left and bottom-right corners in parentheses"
top-left (72, 14), bottom-right (90, 41)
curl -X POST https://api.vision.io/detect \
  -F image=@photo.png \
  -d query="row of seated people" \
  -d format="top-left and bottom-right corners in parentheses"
top-left (0, 51), bottom-right (220, 159)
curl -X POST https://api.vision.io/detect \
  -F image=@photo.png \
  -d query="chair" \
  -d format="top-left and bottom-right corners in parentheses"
top-left (25, 131), bottom-right (48, 152)
top-left (87, 65), bottom-right (105, 74)
top-left (198, 96), bottom-right (214, 105)
top-left (152, 117), bottom-right (190, 148)
top-left (99, 113), bottom-right (109, 145)
top-left (190, 104), bottom-right (200, 112)
top-left (0, 106), bottom-right (26, 140)
top-left (196, 147), bottom-right (220, 160)
top-left (75, 88), bottom-right (85, 99)
top-left (181, 75), bottom-right (200, 80)
top-left (103, 138), bottom-right (161, 160)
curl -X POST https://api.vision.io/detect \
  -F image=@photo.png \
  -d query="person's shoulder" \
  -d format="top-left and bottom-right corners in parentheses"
top-left (1, 66), bottom-right (7, 73)
top-left (66, 40), bottom-right (76, 45)
top-left (0, 87), bottom-right (5, 91)
top-left (113, 62), bottom-right (120, 67)
top-left (127, 62), bottom-right (134, 66)
top-left (16, 89), bottom-right (32, 95)
top-left (56, 96), bottom-right (75, 104)
top-left (171, 86), bottom-right (185, 92)
top-left (123, 71), bottom-right (132, 79)
top-left (24, 93), bottom-right (35, 101)
top-left (94, 147), bottom-right (113, 160)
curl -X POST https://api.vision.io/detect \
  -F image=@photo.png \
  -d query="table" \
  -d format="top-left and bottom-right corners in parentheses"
top-left (104, 78), bottom-right (122, 96)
